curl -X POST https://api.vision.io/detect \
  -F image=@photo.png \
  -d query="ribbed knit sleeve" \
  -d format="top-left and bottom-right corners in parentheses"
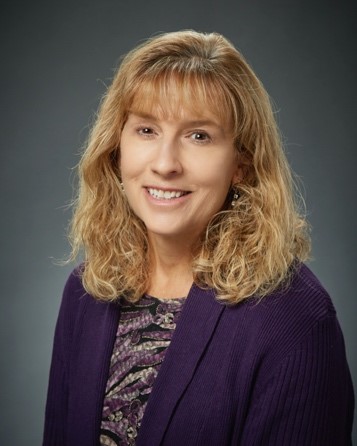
top-left (43, 351), bottom-right (68, 445)
top-left (240, 315), bottom-right (353, 445)
top-left (43, 271), bottom-right (82, 445)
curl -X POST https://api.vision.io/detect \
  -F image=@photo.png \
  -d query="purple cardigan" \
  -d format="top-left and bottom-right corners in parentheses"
top-left (43, 264), bottom-right (354, 445)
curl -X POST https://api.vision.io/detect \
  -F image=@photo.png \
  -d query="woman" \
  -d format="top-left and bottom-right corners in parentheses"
top-left (43, 30), bottom-right (354, 445)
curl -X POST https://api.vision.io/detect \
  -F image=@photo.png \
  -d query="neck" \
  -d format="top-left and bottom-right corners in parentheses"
top-left (147, 234), bottom-right (195, 299)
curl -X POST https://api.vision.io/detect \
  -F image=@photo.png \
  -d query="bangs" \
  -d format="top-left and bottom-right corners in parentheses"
top-left (128, 71), bottom-right (235, 128)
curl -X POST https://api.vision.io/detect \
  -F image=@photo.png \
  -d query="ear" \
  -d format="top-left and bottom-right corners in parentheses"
top-left (232, 146), bottom-right (252, 185)
top-left (232, 164), bottom-right (244, 185)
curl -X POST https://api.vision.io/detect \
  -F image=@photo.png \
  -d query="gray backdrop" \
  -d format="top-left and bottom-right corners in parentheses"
top-left (1, 1), bottom-right (356, 444)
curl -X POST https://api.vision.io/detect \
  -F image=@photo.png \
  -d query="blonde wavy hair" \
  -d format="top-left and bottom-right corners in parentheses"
top-left (70, 30), bottom-right (310, 304)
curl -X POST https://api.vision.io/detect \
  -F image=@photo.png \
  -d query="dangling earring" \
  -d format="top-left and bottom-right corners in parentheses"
top-left (120, 182), bottom-right (125, 193)
top-left (231, 185), bottom-right (240, 208)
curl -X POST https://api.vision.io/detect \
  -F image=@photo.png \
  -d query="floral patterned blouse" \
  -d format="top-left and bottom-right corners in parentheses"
top-left (100, 295), bottom-right (185, 446)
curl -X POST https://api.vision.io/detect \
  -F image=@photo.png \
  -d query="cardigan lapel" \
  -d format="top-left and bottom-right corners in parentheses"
top-left (136, 284), bottom-right (224, 446)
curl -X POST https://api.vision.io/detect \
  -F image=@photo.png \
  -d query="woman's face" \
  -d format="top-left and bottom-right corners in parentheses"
top-left (120, 104), bottom-right (242, 246)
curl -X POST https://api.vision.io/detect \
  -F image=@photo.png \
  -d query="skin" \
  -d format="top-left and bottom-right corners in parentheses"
top-left (120, 105), bottom-right (242, 298)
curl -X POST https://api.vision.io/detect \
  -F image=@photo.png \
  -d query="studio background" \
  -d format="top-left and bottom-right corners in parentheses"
top-left (1, 1), bottom-right (356, 444)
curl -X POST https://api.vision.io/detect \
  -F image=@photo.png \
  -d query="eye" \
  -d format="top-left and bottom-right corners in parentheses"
top-left (190, 131), bottom-right (211, 143)
top-left (137, 126), bottom-right (155, 137)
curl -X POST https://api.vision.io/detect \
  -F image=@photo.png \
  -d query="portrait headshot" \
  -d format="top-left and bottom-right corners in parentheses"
top-left (1, 1), bottom-right (356, 445)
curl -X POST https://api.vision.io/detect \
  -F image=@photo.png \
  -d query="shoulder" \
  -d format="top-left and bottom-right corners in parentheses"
top-left (285, 262), bottom-right (334, 308)
top-left (62, 265), bottom-right (86, 299)
top-left (246, 263), bottom-right (335, 325)
top-left (220, 263), bottom-right (340, 361)
top-left (272, 262), bottom-right (336, 325)
top-left (53, 266), bottom-right (120, 363)
top-left (56, 266), bottom-right (111, 342)
top-left (60, 265), bottom-right (89, 317)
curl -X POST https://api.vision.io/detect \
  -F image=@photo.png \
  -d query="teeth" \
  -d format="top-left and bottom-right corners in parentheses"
top-left (148, 188), bottom-right (187, 199)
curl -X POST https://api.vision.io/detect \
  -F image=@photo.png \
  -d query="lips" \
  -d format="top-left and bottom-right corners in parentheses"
top-left (147, 188), bottom-right (190, 200)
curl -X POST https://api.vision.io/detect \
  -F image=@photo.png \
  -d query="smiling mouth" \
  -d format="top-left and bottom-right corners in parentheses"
top-left (147, 188), bottom-right (190, 200)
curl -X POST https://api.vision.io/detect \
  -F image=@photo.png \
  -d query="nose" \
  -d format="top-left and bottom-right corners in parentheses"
top-left (150, 137), bottom-right (183, 177)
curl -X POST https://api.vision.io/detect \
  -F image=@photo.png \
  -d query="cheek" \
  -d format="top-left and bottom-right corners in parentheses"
top-left (120, 148), bottom-right (139, 180)
top-left (198, 157), bottom-right (236, 188)
top-left (119, 156), bottom-right (130, 180)
top-left (120, 141), bottom-right (152, 180)
top-left (119, 131), bottom-right (137, 178)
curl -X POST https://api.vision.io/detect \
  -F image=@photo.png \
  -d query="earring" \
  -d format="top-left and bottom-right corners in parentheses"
top-left (120, 182), bottom-right (125, 193)
top-left (231, 185), bottom-right (240, 208)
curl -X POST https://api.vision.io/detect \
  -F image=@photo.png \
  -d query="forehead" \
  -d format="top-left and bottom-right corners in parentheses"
top-left (128, 74), bottom-right (233, 129)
